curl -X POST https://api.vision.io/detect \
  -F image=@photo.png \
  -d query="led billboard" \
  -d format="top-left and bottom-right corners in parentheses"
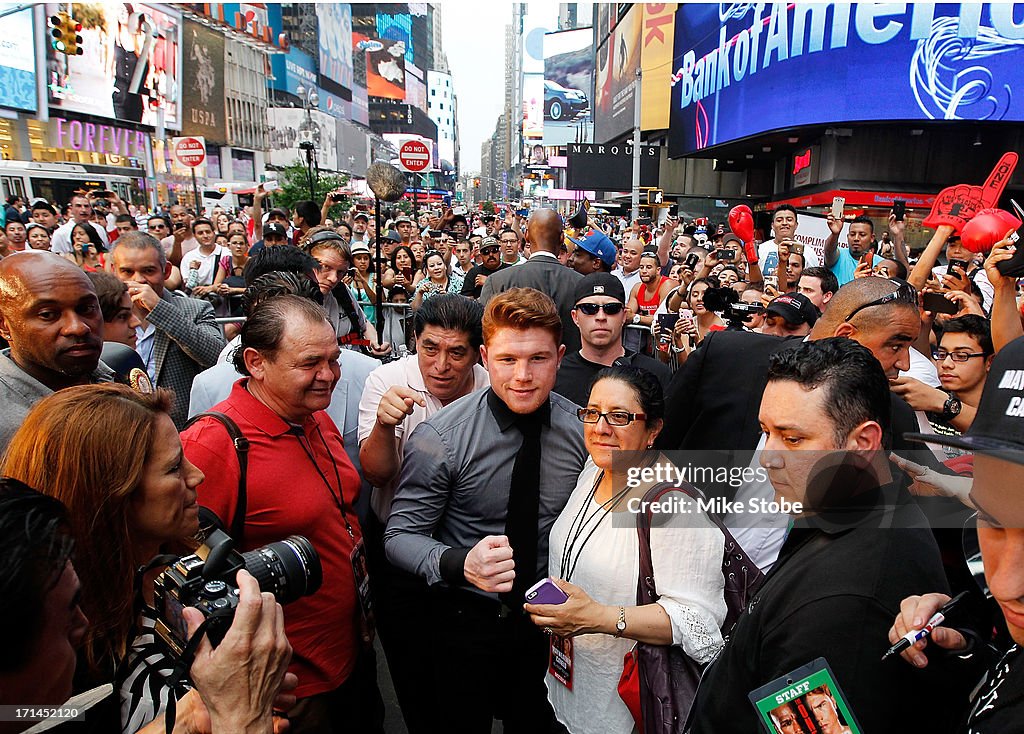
top-left (669, 3), bottom-right (1024, 157)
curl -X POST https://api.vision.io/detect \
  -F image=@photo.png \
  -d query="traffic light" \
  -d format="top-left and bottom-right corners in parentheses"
top-left (49, 12), bottom-right (83, 56)
top-left (646, 189), bottom-right (664, 206)
top-left (473, 177), bottom-right (480, 188)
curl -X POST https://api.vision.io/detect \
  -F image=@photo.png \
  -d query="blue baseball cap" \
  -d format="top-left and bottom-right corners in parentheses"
top-left (571, 229), bottom-right (617, 268)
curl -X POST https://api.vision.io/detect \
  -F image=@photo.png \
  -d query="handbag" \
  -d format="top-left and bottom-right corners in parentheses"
top-left (617, 482), bottom-right (765, 733)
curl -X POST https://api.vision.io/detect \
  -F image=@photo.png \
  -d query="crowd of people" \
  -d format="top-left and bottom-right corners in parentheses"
top-left (0, 175), bottom-right (1023, 734)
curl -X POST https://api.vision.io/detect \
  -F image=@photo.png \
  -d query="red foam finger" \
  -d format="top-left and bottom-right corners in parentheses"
top-left (980, 151), bottom-right (1019, 208)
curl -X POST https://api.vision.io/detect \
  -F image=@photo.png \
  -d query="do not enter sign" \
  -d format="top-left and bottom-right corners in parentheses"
top-left (172, 136), bottom-right (207, 168)
top-left (398, 140), bottom-right (431, 173)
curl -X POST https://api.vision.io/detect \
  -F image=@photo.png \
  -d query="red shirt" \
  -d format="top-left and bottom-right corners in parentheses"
top-left (181, 380), bottom-right (363, 697)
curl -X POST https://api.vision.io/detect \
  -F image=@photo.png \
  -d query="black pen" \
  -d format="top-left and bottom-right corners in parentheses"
top-left (882, 591), bottom-right (969, 661)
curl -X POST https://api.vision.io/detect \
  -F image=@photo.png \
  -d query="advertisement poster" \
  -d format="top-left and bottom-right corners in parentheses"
top-left (543, 28), bottom-right (594, 146)
top-left (375, 12), bottom-right (414, 65)
top-left (595, 3), bottom-right (641, 143)
top-left (523, 74), bottom-right (544, 141)
top-left (315, 3), bottom-right (353, 90)
top-left (0, 4), bottom-right (36, 112)
top-left (640, 3), bottom-right (677, 131)
top-left (181, 20), bottom-right (225, 143)
top-left (266, 107), bottom-right (338, 172)
top-left (45, 2), bottom-right (181, 128)
top-left (366, 37), bottom-right (407, 100)
top-left (670, 2), bottom-right (1024, 156)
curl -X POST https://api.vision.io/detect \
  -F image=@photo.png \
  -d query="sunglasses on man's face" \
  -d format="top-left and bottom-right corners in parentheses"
top-left (575, 302), bottom-right (624, 316)
top-left (480, 246), bottom-right (500, 255)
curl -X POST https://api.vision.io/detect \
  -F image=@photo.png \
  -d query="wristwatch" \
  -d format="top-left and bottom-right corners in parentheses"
top-left (941, 394), bottom-right (962, 421)
top-left (615, 606), bottom-right (627, 637)
top-left (632, 314), bottom-right (641, 325)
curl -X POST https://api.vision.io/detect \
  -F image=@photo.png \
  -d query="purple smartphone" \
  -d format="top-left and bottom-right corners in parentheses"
top-left (525, 577), bottom-right (569, 605)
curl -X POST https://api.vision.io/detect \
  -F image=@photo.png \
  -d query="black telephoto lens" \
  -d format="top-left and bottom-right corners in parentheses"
top-left (241, 535), bottom-right (323, 604)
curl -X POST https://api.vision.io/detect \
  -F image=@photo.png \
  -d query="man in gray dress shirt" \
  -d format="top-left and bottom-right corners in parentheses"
top-left (384, 287), bottom-right (587, 733)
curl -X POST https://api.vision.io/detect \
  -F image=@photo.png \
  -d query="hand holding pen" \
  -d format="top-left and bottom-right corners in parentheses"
top-left (885, 591), bottom-right (970, 667)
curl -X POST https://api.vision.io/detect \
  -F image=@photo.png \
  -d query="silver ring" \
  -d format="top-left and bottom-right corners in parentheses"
top-left (543, 627), bottom-right (553, 635)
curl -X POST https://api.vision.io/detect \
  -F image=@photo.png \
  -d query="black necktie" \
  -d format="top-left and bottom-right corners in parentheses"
top-left (500, 409), bottom-right (545, 610)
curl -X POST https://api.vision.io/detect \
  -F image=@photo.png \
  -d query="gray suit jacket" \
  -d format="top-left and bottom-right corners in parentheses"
top-left (478, 254), bottom-right (582, 353)
top-left (148, 290), bottom-right (226, 428)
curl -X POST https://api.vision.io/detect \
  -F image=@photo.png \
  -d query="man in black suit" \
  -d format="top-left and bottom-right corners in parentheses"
top-left (480, 209), bottom-right (583, 353)
top-left (660, 277), bottom-right (925, 454)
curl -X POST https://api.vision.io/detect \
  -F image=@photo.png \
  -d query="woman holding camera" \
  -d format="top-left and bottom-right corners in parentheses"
top-left (411, 250), bottom-right (457, 309)
top-left (0, 384), bottom-right (288, 732)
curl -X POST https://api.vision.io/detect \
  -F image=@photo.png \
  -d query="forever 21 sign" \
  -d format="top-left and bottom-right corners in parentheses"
top-left (567, 143), bottom-right (661, 192)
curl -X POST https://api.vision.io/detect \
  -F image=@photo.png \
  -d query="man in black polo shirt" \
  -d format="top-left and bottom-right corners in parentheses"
top-left (689, 338), bottom-right (968, 734)
top-left (554, 272), bottom-right (670, 406)
top-left (460, 236), bottom-right (508, 299)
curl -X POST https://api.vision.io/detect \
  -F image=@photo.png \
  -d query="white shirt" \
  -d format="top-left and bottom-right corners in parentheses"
top-left (357, 354), bottom-right (489, 521)
top-left (612, 267), bottom-right (641, 297)
top-left (545, 459), bottom-right (726, 734)
top-left (51, 219), bottom-right (110, 254)
top-left (932, 265), bottom-right (995, 313)
top-left (180, 246), bottom-right (223, 288)
top-left (903, 346), bottom-right (942, 388)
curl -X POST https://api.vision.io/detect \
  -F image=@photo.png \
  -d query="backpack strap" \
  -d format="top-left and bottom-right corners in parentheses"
top-left (183, 411), bottom-right (249, 542)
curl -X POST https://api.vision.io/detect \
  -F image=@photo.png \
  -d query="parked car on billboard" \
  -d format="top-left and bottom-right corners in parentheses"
top-left (544, 79), bottom-right (588, 122)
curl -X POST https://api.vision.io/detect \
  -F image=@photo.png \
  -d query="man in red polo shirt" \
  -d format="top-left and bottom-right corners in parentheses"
top-left (181, 294), bottom-right (383, 733)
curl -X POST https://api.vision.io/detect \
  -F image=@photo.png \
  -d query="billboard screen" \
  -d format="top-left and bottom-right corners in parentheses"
top-left (0, 4), bottom-right (37, 112)
top-left (670, 3), bottom-right (1024, 157)
top-left (45, 3), bottom-right (181, 128)
top-left (181, 20), bottom-right (225, 142)
top-left (523, 74), bottom-right (544, 142)
top-left (266, 107), bottom-right (338, 171)
top-left (543, 28), bottom-right (594, 146)
top-left (641, 3), bottom-right (677, 131)
top-left (316, 3), bottom-right (353, 90)
top-left (375, 12), bottom-right (414, 65)
top-left (566, 142), bottom-right (661, 192)
top-left (365, 37), bottom-right (407, 100)
top-left (594, 4), bottom-right (641, 143)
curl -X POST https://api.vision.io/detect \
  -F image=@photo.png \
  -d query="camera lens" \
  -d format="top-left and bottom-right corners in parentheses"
top-left (241, 535), bottom-right (322, 604)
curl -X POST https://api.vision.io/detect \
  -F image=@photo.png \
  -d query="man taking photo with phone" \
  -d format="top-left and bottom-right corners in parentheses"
top-left (824, 213), bottom-right (883, 286)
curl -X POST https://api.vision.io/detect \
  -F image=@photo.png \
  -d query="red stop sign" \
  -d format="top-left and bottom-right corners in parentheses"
top-left (174, 137), bottom-right (206, 168)
top-left (399, 140), bottom-right (431, 173)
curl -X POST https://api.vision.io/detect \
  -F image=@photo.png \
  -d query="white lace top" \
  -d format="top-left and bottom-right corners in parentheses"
top-left (545, 459), bottom-right (727, 734)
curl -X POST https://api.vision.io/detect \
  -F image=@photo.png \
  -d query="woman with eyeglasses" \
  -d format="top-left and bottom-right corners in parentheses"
top-left (525, 366), bottom-right (726, 734)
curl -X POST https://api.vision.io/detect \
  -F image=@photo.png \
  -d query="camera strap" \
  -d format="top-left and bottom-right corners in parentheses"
top-left (183, 411), bottom-right (249, 543)
top-left (161, 607), bottom-right (235, 734)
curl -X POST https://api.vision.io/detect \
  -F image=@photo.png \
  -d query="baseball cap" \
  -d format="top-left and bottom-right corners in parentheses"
top-left (350, 242), bottom-right (371, 256)
top-left (268, 207), bottom-right (290, 221)
top-left (353, 211), bottom-right (369, 221)
top-left (394, 215), bottom-right (413, 225)
top-left (570, 229), bottom-right (616, 268)
top-left (574, 272), bottom-right (626, 305)
top-left (383, 230), bottom-right (402, 243)
top-left (721, 233), bottom-right (743, 247)
top-left (766, 293), bottom-right (819, 326)
top-left (906, 335), bottom-right (1024, 464)
top-left (263, 222), bottom-right (288, 238)
top-left (479, 236), bottom-right (500, 253)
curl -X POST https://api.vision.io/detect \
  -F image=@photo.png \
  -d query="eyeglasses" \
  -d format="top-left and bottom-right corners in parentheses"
top-left (932, 349), bottom-right (988, 363)
top-left (499, 237), bottom-right (519, 244)
top-left (576, 408), bottom-right (647, 426)
top-left (842, 280), bottom-right (918, 323)
top-left (574, 302), bottom-right (624, 316)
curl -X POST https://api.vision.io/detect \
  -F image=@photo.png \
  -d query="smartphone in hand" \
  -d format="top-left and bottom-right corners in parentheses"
top-left (831, 196), bottom-right (846, 220)
top-left (525, 578), bottom-right (569, 605)
top-left (922, 291), bottom-right (959, 315)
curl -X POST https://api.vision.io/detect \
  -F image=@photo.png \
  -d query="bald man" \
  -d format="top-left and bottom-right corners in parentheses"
top-left (0, 252), bottom-right (113, 449)
top-left (480, 209), bottom-right (583, 354)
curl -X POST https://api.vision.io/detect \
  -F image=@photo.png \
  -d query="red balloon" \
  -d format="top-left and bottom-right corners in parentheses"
top-left (961, 208), bottom-right (1022, 253)
top-left (729, 205), bottom-right (755, 244)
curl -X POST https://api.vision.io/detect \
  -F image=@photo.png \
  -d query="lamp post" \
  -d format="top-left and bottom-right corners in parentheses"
top-left (295, 84), bottom-right (320, 201)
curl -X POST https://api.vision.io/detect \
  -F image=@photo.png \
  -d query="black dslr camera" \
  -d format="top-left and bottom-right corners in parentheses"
top-left (153, 527), bottom-right (322, 655)
top-left (702, 287), bottom-right (763, 330)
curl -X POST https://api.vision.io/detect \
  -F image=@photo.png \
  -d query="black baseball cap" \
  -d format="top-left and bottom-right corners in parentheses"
top-left (353, 211), bottom-right (369, 221)
top-left (574, 272), bottom-right (626, 304)
top-left (263, 222), bottom-right (288, 238)
top-left (906, 335), bottom-right (1024, 464)
top-left (766, 293), bottom-right (819, 326)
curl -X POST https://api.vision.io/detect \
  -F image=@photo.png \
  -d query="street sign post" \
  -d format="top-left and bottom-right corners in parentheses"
top-left (172, 136), bottom-right (206, 212)
top-left (398, 140), bottom-right (431, 220)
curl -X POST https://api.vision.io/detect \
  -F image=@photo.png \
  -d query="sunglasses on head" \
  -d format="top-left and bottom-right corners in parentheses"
top-left (843, 279), bottom-right (917, 322)
top-left (575, 302), bottom-right (624, 316)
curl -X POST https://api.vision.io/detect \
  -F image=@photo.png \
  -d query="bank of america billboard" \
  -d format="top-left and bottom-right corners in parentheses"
top-left (669, 3), bottom-right (1024, 157)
